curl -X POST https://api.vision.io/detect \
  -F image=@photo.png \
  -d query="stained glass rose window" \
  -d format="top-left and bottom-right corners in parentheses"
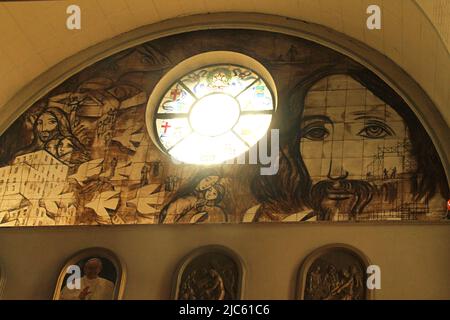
top-left (153, 65), bottom-right (275, 164)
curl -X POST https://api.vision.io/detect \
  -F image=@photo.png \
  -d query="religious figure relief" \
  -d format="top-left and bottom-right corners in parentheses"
top-left (54, 248), bottom-right (125, 300)
top-left (251, 74), bottom-right (449, 222)
top-left (298, 245), bottom-right (369, 300)
top-left (179, 268), bottom-right (226, 300)
top-left (174, 247), bottom-right (243, 300)
top-left (159, 172), bottom-right (228, 224)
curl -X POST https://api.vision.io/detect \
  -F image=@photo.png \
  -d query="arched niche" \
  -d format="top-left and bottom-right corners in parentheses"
top-left (172, 245), bottom-right (245, 300)
top-left (52, 247), bottom-right (126, 300)
top-left (296, 244), bottom-right (374, 300)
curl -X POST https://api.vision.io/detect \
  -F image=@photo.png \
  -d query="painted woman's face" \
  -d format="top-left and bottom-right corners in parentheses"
top-left (205, 187), bottom-right (219, 201)
top-left (197, 175), bottom-right (220, 191)
top-left (36, 112), bottom-right (59, 142)
top-left (56, 138), bottom-right (74, 163)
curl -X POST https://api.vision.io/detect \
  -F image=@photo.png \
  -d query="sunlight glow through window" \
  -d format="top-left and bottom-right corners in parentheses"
top-left (154, 64), bottom-right (275, 164)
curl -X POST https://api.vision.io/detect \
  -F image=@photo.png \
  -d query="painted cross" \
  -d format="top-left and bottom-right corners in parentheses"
top-left (161, 121), bottom-right (171, 133)
top-left (170, 87), bottom-right (182, 101)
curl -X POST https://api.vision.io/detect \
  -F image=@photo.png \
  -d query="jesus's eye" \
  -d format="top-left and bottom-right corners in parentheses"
top-left (358, 122), bottom-right (393, 139)
top-left (302, 126), bottom-right (330, 141)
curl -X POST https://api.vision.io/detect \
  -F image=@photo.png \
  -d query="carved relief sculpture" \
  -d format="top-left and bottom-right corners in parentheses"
top-left (173, 246), bottom-right (244, 300)
top-left (297, 244), bottom-right (371, 300)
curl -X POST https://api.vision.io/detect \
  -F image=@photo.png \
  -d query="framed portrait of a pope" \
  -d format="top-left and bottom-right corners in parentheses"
top-left (53, 247), bottom-right (126, 300)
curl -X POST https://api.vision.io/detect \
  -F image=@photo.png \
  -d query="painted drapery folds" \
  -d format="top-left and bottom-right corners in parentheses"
top-left (0, 30), bottom-right (448, 227)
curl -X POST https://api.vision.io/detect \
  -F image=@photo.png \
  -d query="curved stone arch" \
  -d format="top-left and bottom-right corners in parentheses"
top-left (296, 243), bottom-right (374, 300)
top-left (52, 247), bottom-right (127, 300)
top-left (172, 245), bottom-right (245, 300)
top-left (0, 13), bottom-right (447, 185)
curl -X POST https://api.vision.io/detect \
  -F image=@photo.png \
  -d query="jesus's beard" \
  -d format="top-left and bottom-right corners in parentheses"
top-left (309, 179), bottom-right (374, 221)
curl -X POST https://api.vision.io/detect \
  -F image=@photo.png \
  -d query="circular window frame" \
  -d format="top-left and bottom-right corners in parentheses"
top-left (146, 51), bottom-right (278, 164)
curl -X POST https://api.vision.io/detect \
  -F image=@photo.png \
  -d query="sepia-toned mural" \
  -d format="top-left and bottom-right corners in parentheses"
top-left (0, 29), bottom-right (448, 227)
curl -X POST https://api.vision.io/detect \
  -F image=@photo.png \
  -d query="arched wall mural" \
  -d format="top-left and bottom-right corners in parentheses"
top-left (0, 29), bottom-right (448, 227)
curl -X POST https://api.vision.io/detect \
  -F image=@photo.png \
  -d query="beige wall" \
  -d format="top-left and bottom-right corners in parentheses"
top-left (0, 223), bottom-right (449, 300)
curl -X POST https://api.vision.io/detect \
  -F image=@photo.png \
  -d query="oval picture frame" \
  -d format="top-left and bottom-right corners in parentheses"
top-left (296, 243), bottom-right (374, 300)
top-left (52, 247), bottom-right (126, 300)
top-left (172, 245), bottom-right (245, 300)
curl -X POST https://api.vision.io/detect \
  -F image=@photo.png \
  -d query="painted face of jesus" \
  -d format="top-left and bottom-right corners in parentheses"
top-left (300, 75), bottom-right (416, 220)
top-left (36, 112), bottom-right (59, 142)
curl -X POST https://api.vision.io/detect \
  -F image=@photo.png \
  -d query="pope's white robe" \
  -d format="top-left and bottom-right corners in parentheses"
top-left (60, 276), bottom-right (114, 300)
